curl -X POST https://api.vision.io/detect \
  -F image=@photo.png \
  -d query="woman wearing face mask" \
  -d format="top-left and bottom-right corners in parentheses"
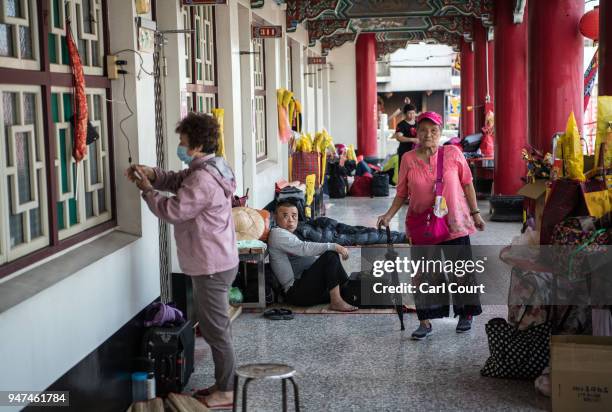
top-left (377, 112), bottom-right (485, 341)
top-left (126, 112), bottom-right (238, 410)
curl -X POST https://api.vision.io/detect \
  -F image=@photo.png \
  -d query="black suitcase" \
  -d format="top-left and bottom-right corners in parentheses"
top-left (141, 320), bottom-right (195, 396)
top-left (371, 173), bottom-right (390, 197)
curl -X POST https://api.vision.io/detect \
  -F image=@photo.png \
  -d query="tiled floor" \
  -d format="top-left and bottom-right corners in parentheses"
top-left (188, 192), bottom-right (550, 411)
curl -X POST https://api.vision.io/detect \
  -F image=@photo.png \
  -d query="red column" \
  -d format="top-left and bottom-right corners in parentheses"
top-left (460, 39), bottom-right (475, 137)
top-left (493, 0), bottom-right (528, 195)
top-left (528, 0), bottom-right (584, 152)
top-left (355, 33), bottom-right (377, 157)
top-left (600, 0), bottom-right (612, 95)
top-left (473, 19), bottom-right (488, 131)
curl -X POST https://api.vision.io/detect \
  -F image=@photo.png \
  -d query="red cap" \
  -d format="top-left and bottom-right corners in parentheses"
top-left (417, 111), bottom-right (442, 126)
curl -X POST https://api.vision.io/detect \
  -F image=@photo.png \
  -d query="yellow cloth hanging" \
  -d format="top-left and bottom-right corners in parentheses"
top-left (555, 112), bottom-right (585, 181)
top-left (288, 99), bottom-right (296, 128)
top-left (347, 144), bottom-right (357, 161)
top-left (294, 99), bottom-right (302, 132)
top-left (211, 108), bottom-right (225, 158)
top-left (595, 96), bottom-right (612, 170)
top-left (305, 174), bottom-right (316, 218)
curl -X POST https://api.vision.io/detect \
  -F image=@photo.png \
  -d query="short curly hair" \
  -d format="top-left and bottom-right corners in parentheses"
top-left (175, 112), bottom-right (219, 154)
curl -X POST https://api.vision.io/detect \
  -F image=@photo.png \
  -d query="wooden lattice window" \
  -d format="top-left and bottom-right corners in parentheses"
top-left (0, 0), bottom-right (114, 278)
top-left (287, 42), bottom-right (293, 91)
top-left (253, 38), bottom-right (264, 90)
top-left (252, 37), bottom-right (266, 161)
top-left (48, 0), bottom-right (105, 75)
top-left (254, 95), bottom-right (266, 161)
top-left (183, 4), bottom-right (217, 113)
top-left (0, 0), bottom-right (40, 70)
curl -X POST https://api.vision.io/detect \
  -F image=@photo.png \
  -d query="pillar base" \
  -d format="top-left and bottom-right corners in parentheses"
top-left (489, 195), bottom-right (524, 222)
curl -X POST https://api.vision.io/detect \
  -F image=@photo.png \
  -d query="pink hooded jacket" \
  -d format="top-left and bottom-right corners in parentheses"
top-left (142, 154), bottom-right (239, 276)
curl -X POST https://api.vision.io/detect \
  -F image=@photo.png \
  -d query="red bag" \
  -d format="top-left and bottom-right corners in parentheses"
top-left (405, 149), bottom-right (450, 245)
top-left (349, 173), bottom-right (373, 197)
top-left (291, 152), bottom-right (321, 187)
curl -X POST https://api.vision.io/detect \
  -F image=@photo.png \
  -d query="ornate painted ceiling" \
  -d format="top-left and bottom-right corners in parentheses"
top-left (251, 0), bottom-right (498, 59)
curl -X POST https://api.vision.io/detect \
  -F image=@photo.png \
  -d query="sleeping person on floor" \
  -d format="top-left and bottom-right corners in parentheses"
top-left (268, 200), bottom-right (358, 312)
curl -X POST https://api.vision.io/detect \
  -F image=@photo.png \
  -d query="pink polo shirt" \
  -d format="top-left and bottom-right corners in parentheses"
top-left (397, 145), bottom-right (476, 241)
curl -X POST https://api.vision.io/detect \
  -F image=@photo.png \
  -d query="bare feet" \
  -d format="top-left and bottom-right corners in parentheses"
top-left (200, 390), bottom-right (233, 409)
top-left (328, 301), bottom-right (358, 312)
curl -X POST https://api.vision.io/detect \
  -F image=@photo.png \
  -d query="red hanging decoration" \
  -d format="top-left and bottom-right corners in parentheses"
top-left (66, 21), bottom-right (88, 162)
top-left (579, 7), bottom-right (599, 41)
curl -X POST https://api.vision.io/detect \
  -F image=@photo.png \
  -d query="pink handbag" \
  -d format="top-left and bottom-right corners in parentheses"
top-left (406, 148), bottom-right (450, 245)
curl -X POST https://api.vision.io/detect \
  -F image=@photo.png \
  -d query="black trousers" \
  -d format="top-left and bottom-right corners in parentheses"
top-left (411, 236), bottom-right (483, 321)
top-left (285, 251), bottom-right (349, 306)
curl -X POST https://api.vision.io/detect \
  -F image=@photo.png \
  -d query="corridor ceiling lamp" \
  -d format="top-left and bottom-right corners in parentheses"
top-left (579, 6), bottom-right (599, 41)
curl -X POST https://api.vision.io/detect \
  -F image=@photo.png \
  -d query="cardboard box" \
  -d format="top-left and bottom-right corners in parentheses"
top-left (517, 180), bottom-right (547, 233)
top-left (551, 335), bottom-right (612, 412)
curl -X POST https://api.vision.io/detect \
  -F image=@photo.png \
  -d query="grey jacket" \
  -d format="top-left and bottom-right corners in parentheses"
top-left (268, 227), bottom-right (335, 291)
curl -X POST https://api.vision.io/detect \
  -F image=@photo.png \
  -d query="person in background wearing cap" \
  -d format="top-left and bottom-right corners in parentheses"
top-left (268, 200), bottom-right (358, 312)
top-left (393, 104), bottom-right (419, 173)
top-left (126, 112), bottom-right (238, 409)
top-left (377, 111), bottom-right (485, 340)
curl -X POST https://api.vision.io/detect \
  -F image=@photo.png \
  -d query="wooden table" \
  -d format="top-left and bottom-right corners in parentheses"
top-left (238, 246), bottom-right (267, 309)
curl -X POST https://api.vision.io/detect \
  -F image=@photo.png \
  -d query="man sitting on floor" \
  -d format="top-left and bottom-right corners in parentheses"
top-left (268, 200), bottom-right (358, 312)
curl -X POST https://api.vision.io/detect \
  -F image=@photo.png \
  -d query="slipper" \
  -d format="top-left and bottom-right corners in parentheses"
top-left (193, 386), bottom-right (216, 398)
top-left (263, 308), bottom-right (294, 320)
top-left (197, 398), bottom-right (234, 410)
top-left (328, 306), bottom-right (359, 313)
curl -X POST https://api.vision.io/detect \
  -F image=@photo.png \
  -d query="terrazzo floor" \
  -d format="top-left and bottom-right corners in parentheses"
top-left (188, 192), bottom-right (551, 411)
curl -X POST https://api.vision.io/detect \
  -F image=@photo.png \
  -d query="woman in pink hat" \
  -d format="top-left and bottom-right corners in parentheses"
top-left (377, 111), bottom-right (486, 340)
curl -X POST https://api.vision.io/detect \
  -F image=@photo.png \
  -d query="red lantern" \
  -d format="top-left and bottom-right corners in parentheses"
top-left (579, 6), bottom-right (599, 41)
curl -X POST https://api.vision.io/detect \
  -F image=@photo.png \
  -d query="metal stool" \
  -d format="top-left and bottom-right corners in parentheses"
top-left (232, 363), bottom-right (300, 412)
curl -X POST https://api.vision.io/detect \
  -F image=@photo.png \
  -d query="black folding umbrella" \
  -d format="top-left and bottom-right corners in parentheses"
top-left (384, 226), bottom-right (405, 331)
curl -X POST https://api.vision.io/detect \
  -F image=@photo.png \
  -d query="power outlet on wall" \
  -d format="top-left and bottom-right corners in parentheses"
top-left (106, 54), bottom-right (118, 80)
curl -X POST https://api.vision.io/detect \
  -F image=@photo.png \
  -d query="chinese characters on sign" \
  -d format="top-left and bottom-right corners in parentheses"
top-left (308, 57), bottom-right (327, 65)
top-left (252, 26), bottom-right (283, 38)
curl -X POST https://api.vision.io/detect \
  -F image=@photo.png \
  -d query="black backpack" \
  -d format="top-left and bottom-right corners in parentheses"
top-left (341, 271), bottom-right (394, 308)
top-left (371, 172), bottom-right (390, 197)
top-left (327, 162), bottom-right (348, 199)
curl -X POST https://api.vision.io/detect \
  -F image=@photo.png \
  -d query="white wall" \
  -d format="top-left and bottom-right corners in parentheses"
top-left (0, 0), bottom-right (161, 399)
top-left (328, 43), bottom-right (357, 147)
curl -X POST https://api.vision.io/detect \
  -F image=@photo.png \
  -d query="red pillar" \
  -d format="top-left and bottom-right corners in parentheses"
top-left (473, 19), bottom-right (490, 131)
top-left (528, 0), bottom-right (584, 152)
top-left (494, 0), bottom-right (528, 195)
top-left (460, 39), bottom-right (475, 137)
top-left (600, 1), bottom-right (612, 95)
top-left (355, 33), bottom-right (377, 157)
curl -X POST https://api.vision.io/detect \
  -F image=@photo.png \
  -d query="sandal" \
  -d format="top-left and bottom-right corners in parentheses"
top-left (263, 308), bottom-right (294, 320)
top-left (197, 398), bottom-right (234, 410)
top-left (193, 385), bottom-right (217, 398)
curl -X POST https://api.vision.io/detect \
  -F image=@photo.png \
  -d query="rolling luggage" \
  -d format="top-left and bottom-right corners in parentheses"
top-left (141, 320), bottom-right (195, 396)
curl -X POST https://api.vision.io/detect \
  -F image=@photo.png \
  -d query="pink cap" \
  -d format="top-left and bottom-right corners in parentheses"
top-left (417, 111), bottom-right (442, 126)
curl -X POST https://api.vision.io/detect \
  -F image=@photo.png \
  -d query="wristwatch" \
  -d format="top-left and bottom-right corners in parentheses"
top-left (470, 209), bottom-right (481, 216)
